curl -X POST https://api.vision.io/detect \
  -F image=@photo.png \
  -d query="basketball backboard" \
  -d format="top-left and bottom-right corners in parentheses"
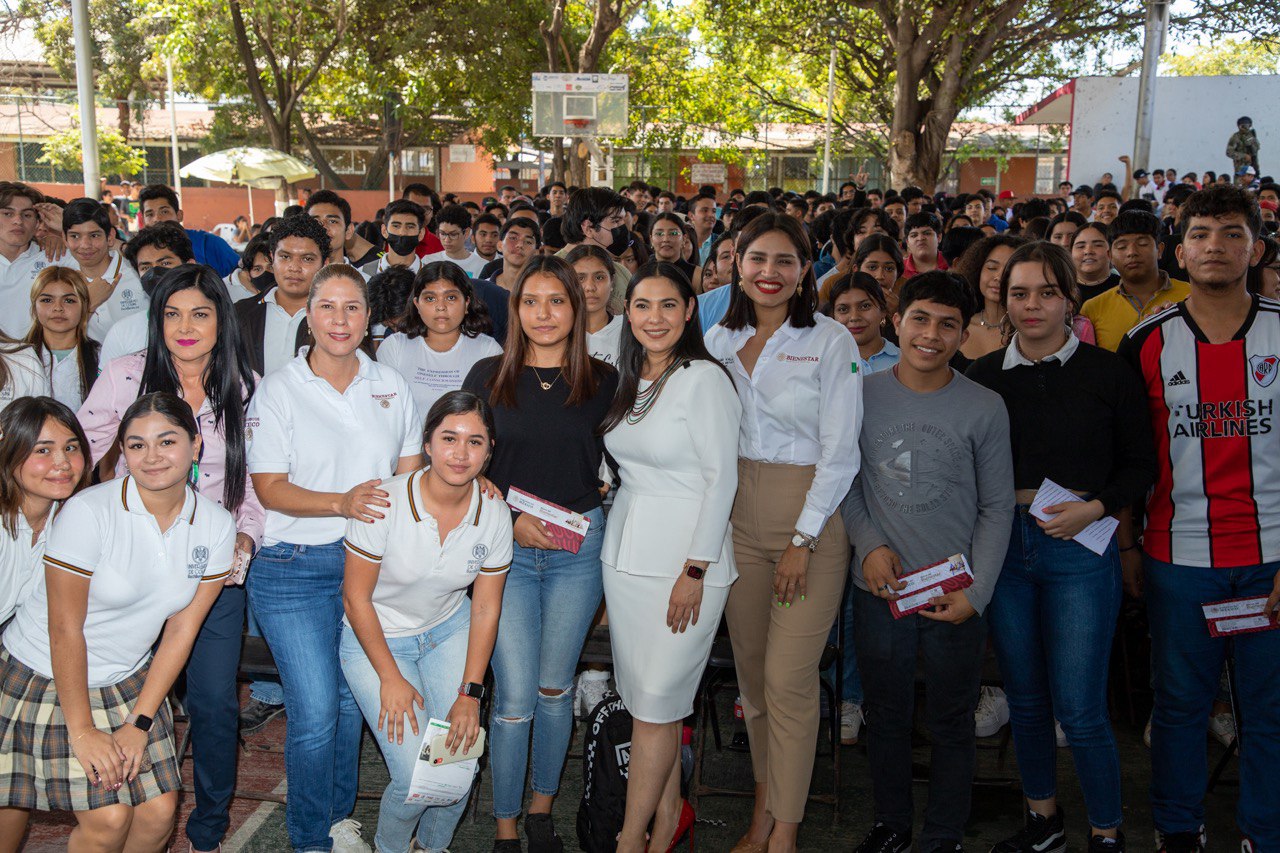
top-left (532, 73), bottom-right (629, 139)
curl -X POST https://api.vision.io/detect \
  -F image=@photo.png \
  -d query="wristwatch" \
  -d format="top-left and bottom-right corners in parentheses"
top-left (685, 563), bottom-right (706, 581)
top-left (125, 712), bottom-right (153, 732)
top-left (790, 532), bottom-right (819, 552)
top-left (458, 682), bottom-right (486, 702)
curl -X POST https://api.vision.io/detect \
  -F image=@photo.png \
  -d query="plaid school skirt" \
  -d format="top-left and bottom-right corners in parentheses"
top-left (0, 646), bottom-right (180, 811)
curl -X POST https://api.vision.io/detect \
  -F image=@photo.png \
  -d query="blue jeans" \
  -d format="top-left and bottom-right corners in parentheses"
top-left (340, 606), bottom-right (472, 853)
top-left (183, 585), bottom-right (246, 850)
top-left (1146, 556), bottom-right (1280, 847)
top-left (987, 509), bottom-right (1122, 829)
top-left (248, 541), bottom-right (361, 852)
top-left (826, 569), bottom-right (864, 705)
top-left (490, 508), bottom-right (604, 819)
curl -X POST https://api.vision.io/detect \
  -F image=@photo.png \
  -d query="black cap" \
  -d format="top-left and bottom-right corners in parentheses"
top-left (1073, 185), bottom-right (1093, 198)
top-left (1133, 169), bottom-right (1149, 179)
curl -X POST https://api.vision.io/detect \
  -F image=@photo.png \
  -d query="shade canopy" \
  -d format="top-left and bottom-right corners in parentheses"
top-left (179, 146), bottom-right (317, 186)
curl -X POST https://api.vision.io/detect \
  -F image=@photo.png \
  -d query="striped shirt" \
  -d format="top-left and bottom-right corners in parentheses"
top-left (1119, 295), bottom-right (1280, 567)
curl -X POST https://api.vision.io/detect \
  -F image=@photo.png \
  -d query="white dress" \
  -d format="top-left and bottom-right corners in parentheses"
top-left (601, 359), bottom-right (742, 722)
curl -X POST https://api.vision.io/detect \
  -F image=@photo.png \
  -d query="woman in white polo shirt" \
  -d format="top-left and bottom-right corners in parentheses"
top-left (341, 390), bottom-right (512, 853)
top-left (376, 261), bottom-right (502, 431)
top-left (24, 266), bottom-right (99, 411)
top-left (0, 392), bottom-right (234, 852)
top-left (566, 244), bottom-right (623, 366)
top-left (246, 263), bottom-right (423, 853)
top-left (704, 213), bottom-right (862, 853)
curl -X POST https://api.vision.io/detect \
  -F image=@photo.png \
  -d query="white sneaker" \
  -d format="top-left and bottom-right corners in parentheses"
top-left (975, 687), bottom-right (1010, 737)
top-left (1209, 712), bottom-right (1236, 747)
top-left (1055, 719), bottom-right (1068, 748)
top-left (330, 819), bottom-right (372, 853)
top-left (840, 701), bottom-right (864, 745)
top-left (575, 670), bottom-right (610, 718)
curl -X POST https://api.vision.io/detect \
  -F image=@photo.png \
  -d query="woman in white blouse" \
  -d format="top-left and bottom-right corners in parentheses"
top-left (601, 261), bottom-right (741, 853)
top-left (24, 266), bottom-right (99, 411)
top-left (704, 213), bottom-right (862, 853)
top-left (246, 264), bottom-right (423, 853)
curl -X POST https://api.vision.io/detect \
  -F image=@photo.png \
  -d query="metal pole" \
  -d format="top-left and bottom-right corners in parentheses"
top-left (246, 184), bottom-right (255, 226)
top-left (70, 0), bottom-right (99, 196)
top-left (822, 39), bottom-right (837, 195)
top-left (388, 151), bottom-right (395, 205)
top-left (1133, 0), bottom-right (1169, 172)
top-left (166, 54), bottom-right (182, 200)
top-left (15, 96), bottom-right (26, 181)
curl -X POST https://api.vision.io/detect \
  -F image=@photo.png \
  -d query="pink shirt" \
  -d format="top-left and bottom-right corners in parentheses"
top-left (77, 352), bottom-right (266, 547)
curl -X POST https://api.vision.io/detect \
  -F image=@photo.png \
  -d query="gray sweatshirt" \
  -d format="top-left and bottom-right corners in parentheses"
top-left (841, 369), bottom-right (1014, 614)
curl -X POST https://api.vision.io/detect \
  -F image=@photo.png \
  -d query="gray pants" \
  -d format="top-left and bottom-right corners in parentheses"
top-left (853, 586), bottom-right (987, 852)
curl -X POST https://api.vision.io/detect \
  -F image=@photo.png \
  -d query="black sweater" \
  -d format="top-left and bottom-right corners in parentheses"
top-left (966, 341), bottom-right (1156, 514)
top-left (463, 357), bottom-right (618, 514)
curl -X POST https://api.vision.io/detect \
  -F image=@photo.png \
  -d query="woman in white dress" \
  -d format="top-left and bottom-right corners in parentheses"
top-left (600, 260), bottom-right (742, 853)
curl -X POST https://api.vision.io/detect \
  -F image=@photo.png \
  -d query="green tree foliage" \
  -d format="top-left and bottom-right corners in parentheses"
top-left (1163, 38), bottom-right (1280, 76)
top-left (39, 123), bottom-right (148, 177)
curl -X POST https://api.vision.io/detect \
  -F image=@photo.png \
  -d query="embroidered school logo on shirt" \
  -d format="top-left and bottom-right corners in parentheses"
top-left (371, 392), bottom-right (397, 409)
top-left (118, 288), bottom-right (139, 311)
top-left (188, 545), bottom-right (209, 578)
top-left (467, 543), bottom-right (489, 573)
top-left (244, 416), bottom-right (259, 441)
top-left (1249, 354), bottom-right (1279, 388)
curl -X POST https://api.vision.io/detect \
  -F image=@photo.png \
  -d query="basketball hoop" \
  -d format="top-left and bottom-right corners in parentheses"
top-left (564, 118), bottom-right (592, 132)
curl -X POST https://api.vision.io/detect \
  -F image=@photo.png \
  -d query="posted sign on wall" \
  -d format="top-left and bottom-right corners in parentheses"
top-left (690, 163), bottom-right (728, 185)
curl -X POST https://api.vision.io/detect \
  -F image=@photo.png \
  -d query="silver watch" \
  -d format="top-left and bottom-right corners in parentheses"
top-left (790, 532), bottom-right (818, 552)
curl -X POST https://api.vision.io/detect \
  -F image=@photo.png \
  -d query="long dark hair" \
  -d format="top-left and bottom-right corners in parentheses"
top-left (952, 233), bottom-right (1028, 310)
top-left (139, 265), bottom-right (255, 511)
top-left (0, 396), bottom-right (90, 537)
top-left (999, 241), bottom-right (1084, 316)
top-left (722, 213), bottom-right (818, 330)
top-left (485, 255), bottom-right (600, 407)
top-left (25, 266), bottom-right (99, 399)
top-left (601, 261), bottom-right (729, 433)
top-left (399, 262), bottom-right (493, 340)
top-left (421, 390), bottom-right (496, 460)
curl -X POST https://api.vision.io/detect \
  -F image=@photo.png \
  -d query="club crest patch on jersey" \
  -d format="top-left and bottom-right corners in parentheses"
top-left (1249, 354), bottom-right (1279, 388)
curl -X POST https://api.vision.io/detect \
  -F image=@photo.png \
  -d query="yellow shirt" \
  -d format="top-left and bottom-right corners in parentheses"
top-left (1081, 273), bottom-right (1190, 351)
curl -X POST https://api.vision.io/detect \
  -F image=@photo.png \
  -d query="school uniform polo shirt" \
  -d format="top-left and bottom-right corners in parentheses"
top-left (1082, 273), bottom-right (1191, 352)
top-left (343, 470), bottom-right (512, 637)
top-left (246, 349), bottom-right (421, 547)
top-left (0, 510), bottom-right (49, 625)
top-left (0, 243), bottom-right (57, 338)
top-left (3, 477), bottom-right (235, 686)
top-left (57, 251), bottom-right (145, 342)
top-left (0, 346), bottom-right (51, 412)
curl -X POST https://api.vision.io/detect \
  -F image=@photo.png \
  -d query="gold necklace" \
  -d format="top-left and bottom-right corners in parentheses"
top-left (530, 365), bottom-right (561, 391)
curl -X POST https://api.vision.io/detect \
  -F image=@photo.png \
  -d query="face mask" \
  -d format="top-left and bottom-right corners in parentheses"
top-left (605, 224), bottom-right (631, 257)
top-left (140, 266), bottom-right (166, 296)
top-left (250, 270), bottom-right (275, 292)
top-left (386, 233), bottom-right (419, 257)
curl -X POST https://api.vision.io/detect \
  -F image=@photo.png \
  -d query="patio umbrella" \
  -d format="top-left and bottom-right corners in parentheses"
top-left (179, 146), bottom-right (317, 224)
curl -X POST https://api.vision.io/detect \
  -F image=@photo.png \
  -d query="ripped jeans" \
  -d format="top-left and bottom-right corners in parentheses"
top-left (489, 508), bottom-right (605, 819)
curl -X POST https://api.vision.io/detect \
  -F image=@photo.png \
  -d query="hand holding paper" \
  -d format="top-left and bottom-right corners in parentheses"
top-left (1030, 479), bottom-right (1119, 556)
top-left (890, 554), bottom-right (974, 619)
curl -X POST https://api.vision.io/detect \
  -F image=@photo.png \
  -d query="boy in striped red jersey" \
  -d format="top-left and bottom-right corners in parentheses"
top-left (1118, 185), bottom-right (1279, 853)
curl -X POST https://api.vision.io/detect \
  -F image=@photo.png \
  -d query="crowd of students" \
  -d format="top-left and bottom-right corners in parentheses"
top-left (0, 166), bottom-right (1275, 853)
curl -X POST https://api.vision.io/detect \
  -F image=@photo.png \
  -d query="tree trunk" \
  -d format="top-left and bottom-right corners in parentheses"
top-left (568, 140), bottom-right (589, 186)
top-left (115, 97), bottom-right (131, 141)
top-left (550, 138), bottom-right (567, 183)
top-left (296, 116), bottom-right (349, 190)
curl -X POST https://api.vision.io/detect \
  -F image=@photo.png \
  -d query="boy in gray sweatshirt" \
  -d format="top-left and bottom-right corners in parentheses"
top-left (841, 271), bottom-right (1014, 853)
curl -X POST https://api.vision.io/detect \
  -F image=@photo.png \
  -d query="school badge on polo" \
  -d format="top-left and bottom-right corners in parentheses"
top-left (1249, 354), bottom-right (1279, 388)
top-left (467, 543), bottom-right (489, 573)
top-left (189, 545), bottom-right (209, 578)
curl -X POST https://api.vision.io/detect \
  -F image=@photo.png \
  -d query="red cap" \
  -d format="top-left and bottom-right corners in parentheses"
top-left (998, 190), bottom-right (1015, 200)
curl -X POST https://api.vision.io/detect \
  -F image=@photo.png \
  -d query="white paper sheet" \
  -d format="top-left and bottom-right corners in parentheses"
top-left (1029, 478), bottom-right (1120, 556)
top-left (405, 718), bottom-right (478, 807)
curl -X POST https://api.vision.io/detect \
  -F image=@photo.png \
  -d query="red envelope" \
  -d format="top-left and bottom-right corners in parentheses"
top-left (1202, 596), bottom-right (1278, 638)
top-left (506, 487), bottom-right (590, 554)
top-left (889, 554), bottom-right (974, 620)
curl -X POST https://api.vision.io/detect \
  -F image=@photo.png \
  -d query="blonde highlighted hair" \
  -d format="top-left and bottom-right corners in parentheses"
top-left (25, 265), bottom-right (98, 399)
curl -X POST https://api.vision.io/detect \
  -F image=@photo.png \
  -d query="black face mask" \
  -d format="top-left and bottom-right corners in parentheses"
top-left (140, 266), bottom-right (166, 296)
top-left (250, 270), bottom-right (275, 292)
top-left (605, 224), bottom-right (631, 257)
top-left (386, 233), bottom-right (420, 257)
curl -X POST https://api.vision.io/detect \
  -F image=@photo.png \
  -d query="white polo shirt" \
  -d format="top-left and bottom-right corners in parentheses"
top-left (97, 310), bottom-right (149, 364)
top-left (37, 346), bottom-right (86, 411)
top-left (0, 509), bottom-right (51, 625)
top-left (0, 243), bottom-right (58, 339)
top-left (343, 470), bottom-right (512, 636)
top-left (3, 477), bottom-right (235, 686)
top-left (424, 250), bottom-right (487, 279)
top-left (0, 345), bottom-right (52, 413)
top-left (223, 270), bottom-right (256, 303)
top-left (587, 315), bottom-right (624, 366)
top-left (57, 252), bottom-right (145, 342)
top-left (246, 349), bottom-right (421, 547)
top-left (262, 288), bottom-right (308, 376)
top-left (377, 332), bottom-right (502, 430)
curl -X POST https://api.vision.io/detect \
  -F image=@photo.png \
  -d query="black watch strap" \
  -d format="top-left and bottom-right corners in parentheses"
top-left (126, 713), bottom-right (153, 732)
top-left (459, 681), bottom-right (485, 701)
top-left (685, 563), bottom-right (706, 580)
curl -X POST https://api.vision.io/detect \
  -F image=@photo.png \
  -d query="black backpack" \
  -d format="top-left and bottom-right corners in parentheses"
top-left (576, 690), bottom-right (633, 852)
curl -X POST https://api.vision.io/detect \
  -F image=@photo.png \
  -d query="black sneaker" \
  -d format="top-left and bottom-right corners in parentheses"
top-left (525, 813), bottom-right (564, 853)
top-left (990, 809), bottom-right (1066, 853)
top-left (854, 822), bottom-right (912, 853)
top-left (1088, 832), bottom-right (1126, 853)
top-left (1155, 827), bottom-right (1206, 853)
top-left (238, 697), bottom-right (285, 736)
top-left (493, 841), bottom-right (523, 853)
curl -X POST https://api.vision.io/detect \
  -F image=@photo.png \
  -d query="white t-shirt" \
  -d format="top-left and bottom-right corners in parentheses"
top-left (376, 332), bottom-right (502, 430)
top-left (587, 315), bottom-right (624, 366)
top-left (0, 346), bottom-right (52, 413)
top-left (343, 470), bottom-right (512, 636)
top-left (246, 349), bottom-right (421, 546)
top-left (0, 509), bottom-right (51, 625)
top-left (58, 252), bottom-right (145, 342)
top-left (424, 250), bottom-right (487, 279)
top-left (97, 310), bottom-right (149, 364)
top-left (0, 243), bottom-right (58, 339)
top-left (3, 477), bottom-right (235, 686)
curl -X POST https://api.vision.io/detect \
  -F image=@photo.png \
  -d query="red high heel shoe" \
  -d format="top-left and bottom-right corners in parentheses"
top-left (662, 799), bottom-right (696, 853)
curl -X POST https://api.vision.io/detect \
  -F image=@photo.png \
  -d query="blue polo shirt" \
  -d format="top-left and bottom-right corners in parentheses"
top-left (186, 229), bottom-right (241, 277)
top-left (698, 284), bottom-right (732, 333)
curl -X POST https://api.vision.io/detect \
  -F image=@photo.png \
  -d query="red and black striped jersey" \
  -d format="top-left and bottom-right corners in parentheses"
top-left (1119, 295), bottom-right (1280, 568)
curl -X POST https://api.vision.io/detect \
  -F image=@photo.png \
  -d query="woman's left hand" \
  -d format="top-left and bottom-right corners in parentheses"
top-left (444, 696), bottom-right (481, 755)
top-left (773, 544), bottom-right (811, 607)
top-left (1036, 499), bottom-right (1105, 540)
top-left (667, 569), bottom-right (705, 633)
top-left (112, 723), bottom-right (150, 782)
top-left (476, 476), bottom-right (501, 500)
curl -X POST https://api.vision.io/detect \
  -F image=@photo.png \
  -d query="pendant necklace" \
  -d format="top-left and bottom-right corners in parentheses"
top-left (530, 365), bottom-right (561, 391)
